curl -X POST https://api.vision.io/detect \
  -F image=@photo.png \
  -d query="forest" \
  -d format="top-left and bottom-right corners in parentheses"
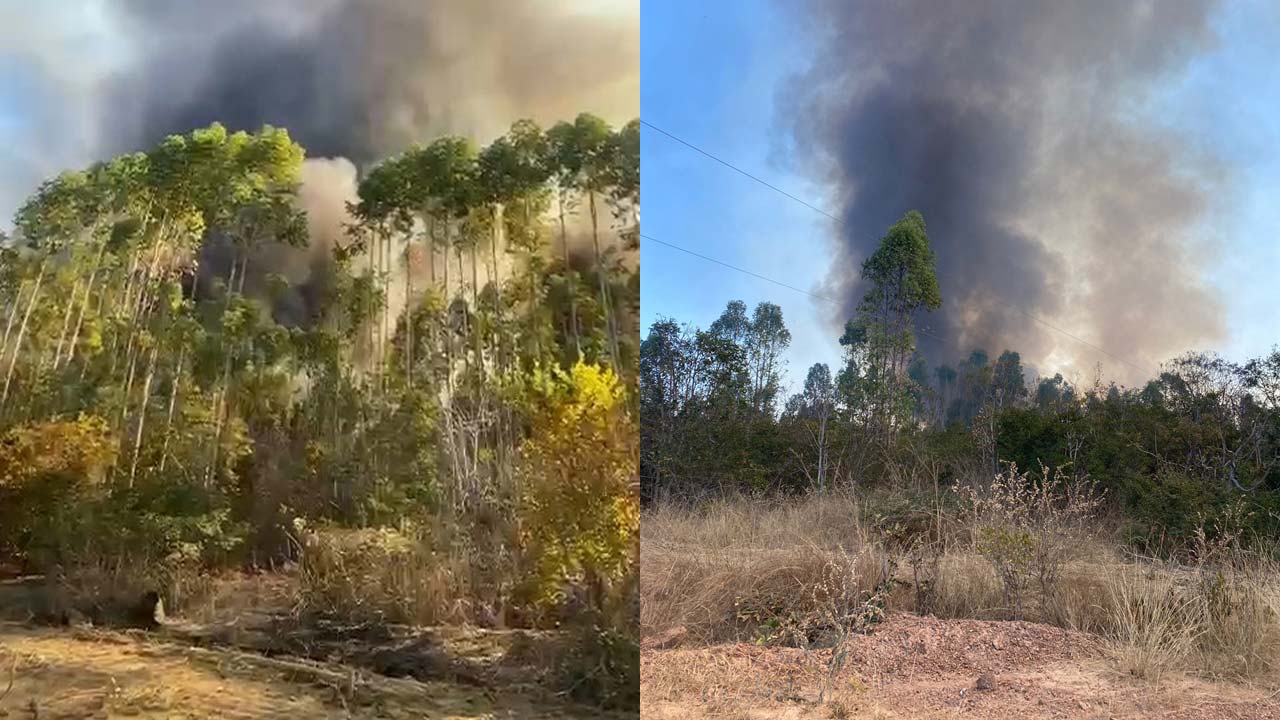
top-left (640, 211), bottom-right (1280, 714)
top-left (0, 113), bottom-right (640, 708)
top-left (641, 210), bottom-right (1280, 547)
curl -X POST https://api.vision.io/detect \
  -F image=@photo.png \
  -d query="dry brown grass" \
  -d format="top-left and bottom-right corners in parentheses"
top-left (297, 523), bottom-right (474, 626)
top-left (641, 492), bottom-right (887, 644)
top-left (1102, 568), bottom-right (1202, 680)
top-left (642, 488), bottom-right (1280, 686)
top-left (1097, 556), bottom-right (1280, 681)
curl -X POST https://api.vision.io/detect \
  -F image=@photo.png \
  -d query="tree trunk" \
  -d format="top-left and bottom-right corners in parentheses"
top-left (158, 347), bottom-right (184, 474)
top-left (1, 258), bottom-right (47, 412)
top-left (405, 229), bottom-right (414, 390)
top-left (0, 283), bottom-right (23, 374)
top-left (817, 413), bottom-right (827, 494)
top-left (589, 190), bottom-right (619, 368)
top-left (558, 192), bottom-right (580, 360)
top-left (65, 240), bottom-right (108, 369)
top-left (490, 205), bottom-right (504, 370)
top-left (50, 277), bottom-right (81, 372)
top-left (129, 345), bottom-right (158, 487)
top-left (441, 217), bottom-right (453, 394)
top-left (458, 243), bottom-right (470, 376)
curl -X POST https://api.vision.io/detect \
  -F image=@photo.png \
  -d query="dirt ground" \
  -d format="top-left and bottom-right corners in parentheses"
top-left (0, 622), bottom-right (623, 720)
top-left (0, 575), bottom-right (626, 720)
top-left (641, 613), bottom-right (1280, 720)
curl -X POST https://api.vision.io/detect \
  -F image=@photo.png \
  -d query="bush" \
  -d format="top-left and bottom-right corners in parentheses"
top-left (555, 618), bottom-right (640, 710)
top-left (551, 566), bottom-right (639, 710)
top-left (959, 462), bottom-right (1104, 620)
top-left (514, 362), bottom-right (639, 618)
top-left (0, 415), bottom-right (116, 565)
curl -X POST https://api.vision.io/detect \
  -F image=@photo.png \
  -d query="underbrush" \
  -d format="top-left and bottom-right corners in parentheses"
top-left (641, 472), bottom-right (1280, 684)
top-left (295, 521), bottom-right (476, 626)
top-left (0, 378), bottom-right (638, 710)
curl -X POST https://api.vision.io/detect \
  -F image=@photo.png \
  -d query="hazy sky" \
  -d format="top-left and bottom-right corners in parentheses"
top-left (642, 0), bottom-right (1280, 394)
top-left (0, 0), bottom-right (639, 228)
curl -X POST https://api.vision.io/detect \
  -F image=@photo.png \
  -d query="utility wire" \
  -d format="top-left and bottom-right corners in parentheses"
top-left (642, 232), bottom-right (947, 345)
top-left (641, 119), bottom-right (1159, 377)
top-left (640, 120), bottom-right (842, 224)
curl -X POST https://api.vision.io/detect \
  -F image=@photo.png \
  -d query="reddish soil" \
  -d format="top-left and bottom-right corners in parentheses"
top-left (641, 613), bottom-right (1280, 719)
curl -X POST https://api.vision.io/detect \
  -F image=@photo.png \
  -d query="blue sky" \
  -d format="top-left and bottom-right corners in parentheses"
top-left (641, 0), bottom-right (837, 397)
top-left (642, 0), bottom-right (1280, 394)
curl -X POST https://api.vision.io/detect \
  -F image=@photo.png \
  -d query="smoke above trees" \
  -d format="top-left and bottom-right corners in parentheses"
top-left (783, 0), bottom-right (1228, 385)
top-left (0, 0), bottom-right (639, 320)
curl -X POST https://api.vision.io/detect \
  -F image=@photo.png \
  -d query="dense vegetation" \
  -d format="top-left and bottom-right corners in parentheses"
top-left (0, 114), bottom-right (639, 706)
top-left (641, 210), bottom-right (1280, 550)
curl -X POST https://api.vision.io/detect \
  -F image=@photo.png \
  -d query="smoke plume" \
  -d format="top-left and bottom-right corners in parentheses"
top-left (0, 0), bottom-right (638, 322)
top-left (104, 0), bottom-right (638, 164)
top-left (784, 0), bottom-right (1227, 384)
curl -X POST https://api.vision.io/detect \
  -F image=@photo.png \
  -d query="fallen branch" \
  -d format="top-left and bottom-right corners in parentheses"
top-left (0, 650), bottom-right (14, 703)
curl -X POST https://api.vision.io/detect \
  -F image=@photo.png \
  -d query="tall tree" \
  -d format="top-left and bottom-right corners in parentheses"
top-left (850, 210), bottom-right (941, 436)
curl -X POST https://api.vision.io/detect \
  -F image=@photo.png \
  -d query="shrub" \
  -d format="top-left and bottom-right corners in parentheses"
top-left (514, 362), bottom-right (639, 618)
top-left (553, 566), bottom-right (639, 710)
top-left (0, 415), bottom-right (116, 565)
top-left (960, 462), bottom-right (1104, 620)
top-left (555, 617), bottom-right (640, 710)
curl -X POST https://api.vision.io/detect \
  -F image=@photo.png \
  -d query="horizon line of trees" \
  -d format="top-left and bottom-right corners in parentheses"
top-left (641, 211), bottom-right (1280, 546)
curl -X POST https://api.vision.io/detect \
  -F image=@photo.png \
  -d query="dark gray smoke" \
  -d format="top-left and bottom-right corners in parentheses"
top-left (784, 0), bottom-right (1227, 384)
top-left (0, 0), bottom-right (637, 325)
top-left (105, 0), bottom-right (638, 163)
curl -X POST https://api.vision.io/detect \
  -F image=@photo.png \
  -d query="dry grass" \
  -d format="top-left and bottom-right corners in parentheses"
top-left (1103, 568), bottom-right (1202, 680)
top-left (641, 492), bottom-right (886, 644)
top-left (297, 523), bottom-right (474, 626)
top-left (642, 487), bottom-right (1280, 686)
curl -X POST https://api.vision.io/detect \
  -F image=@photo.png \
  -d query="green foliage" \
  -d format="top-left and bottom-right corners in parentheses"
top-left (0, 414), bottom-right (116, 488)
top-left (0, 112), bottom-right (638, 650)
top-left (555, 619), bottom-right (640, 710)
top-left (0, 110), bottom-right (644, 703)
top-left (644, 206), bottom-right (1280, 558)
top-left (513, 362), bottom-right (638, 612)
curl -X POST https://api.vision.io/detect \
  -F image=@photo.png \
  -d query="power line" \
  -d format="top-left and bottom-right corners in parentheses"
top-left (640, 120), bottom-right (842, 224)
top-left (641, 119), bottom-right (1158, 376)
top-left (642, 232), bottom-right (947, 345)
top-left (643, 233), bottom-right (841, 306)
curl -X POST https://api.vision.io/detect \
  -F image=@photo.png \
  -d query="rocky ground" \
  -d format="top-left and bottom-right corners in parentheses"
top-left (641, 613), bottom-right (1280, 719)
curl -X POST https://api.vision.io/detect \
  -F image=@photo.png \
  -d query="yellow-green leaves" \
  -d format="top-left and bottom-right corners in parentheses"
top-left (515, 362), bottom-right (638, 611)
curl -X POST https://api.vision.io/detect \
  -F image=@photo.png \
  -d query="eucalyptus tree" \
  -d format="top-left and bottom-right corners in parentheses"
top-left (354, 152), bottom-right (416, 385)
top-left (1, 171), bottom-right (91, 409)
top-left (414, 137), bottom-right (480, 382)
top-left (0, 110), bottom-right (641, 601)
top-left (785, 363), bottom-right (837, 492)
top-left (186, 126), bottom-right (306, 485)
top-left (934, 364), bottom-right (957, 425)
top-left (548, 113), bottom-right (621, 365)
top-left (851, 210), bottom-right (941, 438)
top-left (478, 119), bottom-right (553, 370)
top-left (745, 302), bottom-right (791, 416)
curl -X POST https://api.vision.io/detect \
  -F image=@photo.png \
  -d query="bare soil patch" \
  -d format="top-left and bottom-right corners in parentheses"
top-left (0, 574), bottom-right (627, 719)
top-left (641, 613), bottom-right (1280, 719)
